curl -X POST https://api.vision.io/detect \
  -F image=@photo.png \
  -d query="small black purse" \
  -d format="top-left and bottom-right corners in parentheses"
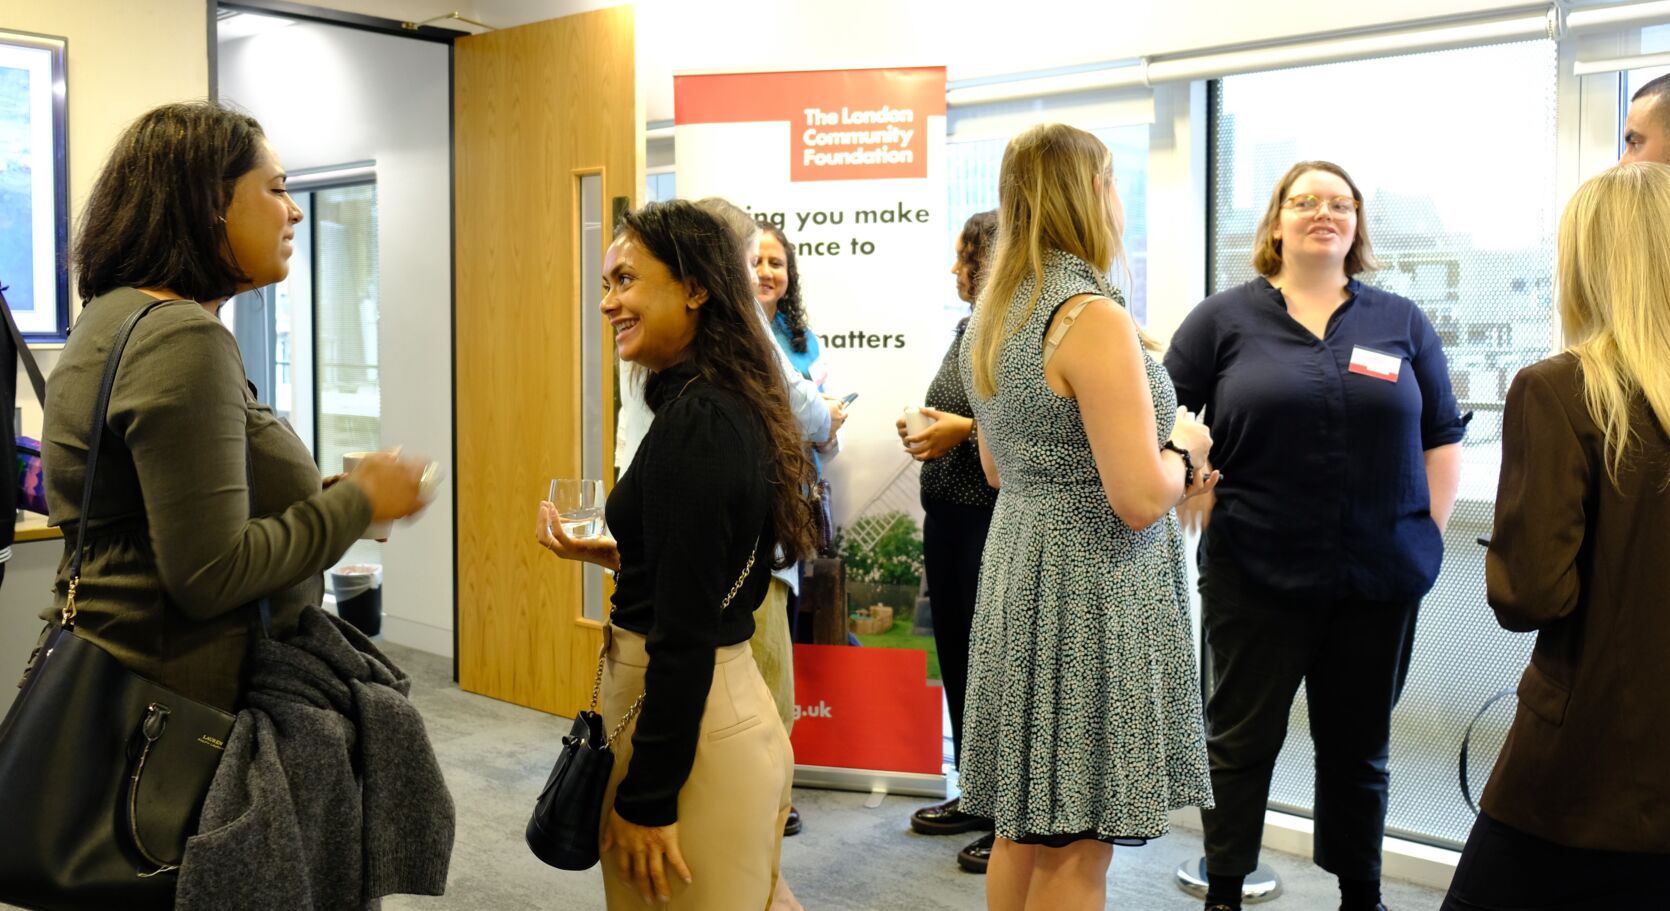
top-left (0, 299), bottom-right (261, 911)
top-left (524, 704), bottom-right (618, 871)
top-left (526, 543), bottom-right (759, 870)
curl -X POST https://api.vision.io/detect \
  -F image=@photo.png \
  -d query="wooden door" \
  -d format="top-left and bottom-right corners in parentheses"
top-left (454, 7), bottom-right (637, 715)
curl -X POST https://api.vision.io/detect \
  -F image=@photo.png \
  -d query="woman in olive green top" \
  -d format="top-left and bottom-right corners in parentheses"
top-left (40, 102), bottom-right (429, 711)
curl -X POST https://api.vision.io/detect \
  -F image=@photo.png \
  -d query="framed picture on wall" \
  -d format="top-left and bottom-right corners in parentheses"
top-left (0, 29), bottom-right (69, 340)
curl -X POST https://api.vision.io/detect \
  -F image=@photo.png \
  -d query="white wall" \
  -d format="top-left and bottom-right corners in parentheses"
top-left (3, 0), bottom-right (209, 436)
top-left (219, 23), bottom-right (456, 658)
top-left (1, 0), bottom-right (210, 713)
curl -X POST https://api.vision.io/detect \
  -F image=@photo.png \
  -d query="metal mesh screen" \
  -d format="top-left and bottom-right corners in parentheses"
top-left (1208, 40), bottom-right (1556, 849)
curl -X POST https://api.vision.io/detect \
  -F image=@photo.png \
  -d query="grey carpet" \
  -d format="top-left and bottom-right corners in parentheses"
top-left (0, 641), bottom-right (1448, 909)
top-left (381, 643), bottom-right (1446, 911)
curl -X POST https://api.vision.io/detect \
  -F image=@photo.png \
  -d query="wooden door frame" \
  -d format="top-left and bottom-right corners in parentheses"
top-left (452, 7), bottom-right (638, 714)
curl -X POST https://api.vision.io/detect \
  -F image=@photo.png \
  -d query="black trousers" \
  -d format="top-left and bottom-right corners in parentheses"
top-left (1441, 812), bottom-right (1670, 910)
top-left (1198, 535), bottom-right (1420, 881)
top-left (921, 496), bottom-right (992, 769)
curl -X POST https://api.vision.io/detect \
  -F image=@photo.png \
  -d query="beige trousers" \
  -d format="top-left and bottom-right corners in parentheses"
top-left (749, 578), bottom-right (797, 735)
top-left (598, 624), bottom-right (794, 910)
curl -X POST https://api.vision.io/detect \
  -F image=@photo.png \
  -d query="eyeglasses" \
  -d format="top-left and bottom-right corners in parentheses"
top-left (1283, 194), bottom-right (1359, 217)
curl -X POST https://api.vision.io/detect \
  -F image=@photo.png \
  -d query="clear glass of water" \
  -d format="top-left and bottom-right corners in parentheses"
top-left (549, 478), bottom-right (605, 540)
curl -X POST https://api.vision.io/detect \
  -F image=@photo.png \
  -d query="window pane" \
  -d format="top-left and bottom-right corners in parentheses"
top-left (947, 125), bottom-right (1149, 324)
top-left (1625, 22), bottom-right (1669, 99)
top-left (1643, 22), bottom-right (1670, 54)
top-left (645, 171), bottom-right (676, 203)
top-left (314, 183), bottom-right (381, 568)
top-left (1211, 40), bottom-right (1556, 849)
top-left (274, 277), bottom-right (294, 416)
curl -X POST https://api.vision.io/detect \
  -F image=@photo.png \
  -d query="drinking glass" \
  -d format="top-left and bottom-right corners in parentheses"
top-left (548, 478), bottom-right (606, 540)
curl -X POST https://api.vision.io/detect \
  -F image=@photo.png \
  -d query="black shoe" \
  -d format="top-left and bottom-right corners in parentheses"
top-left (783, 805), bottom-right (802, 837)
top-left (956, 832), bottom-right (995, 874)
top-left (1340, 906), bottom-right (1388, 911)
top-left (910, 797), bottom-right (995, 835)
top-left (1204, 905), bottom-right (1238, 911)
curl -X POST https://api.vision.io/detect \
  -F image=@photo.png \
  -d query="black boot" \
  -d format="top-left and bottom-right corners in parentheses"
top-left (956, 832), bottom-right (995, 873)
top-left (910, 797), bottom-right (994, 835)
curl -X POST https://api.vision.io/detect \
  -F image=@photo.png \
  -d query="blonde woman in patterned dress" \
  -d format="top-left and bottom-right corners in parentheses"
top-left (958, 122), bottom-right (1218, 910)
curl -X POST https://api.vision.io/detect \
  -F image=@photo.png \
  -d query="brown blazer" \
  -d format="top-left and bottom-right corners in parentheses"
top-left (1480, 352), bottom-right (1670, 853)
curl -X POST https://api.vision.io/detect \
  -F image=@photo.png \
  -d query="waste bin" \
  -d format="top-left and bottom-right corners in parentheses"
top-left (329, 563), bottom-right (383, 636)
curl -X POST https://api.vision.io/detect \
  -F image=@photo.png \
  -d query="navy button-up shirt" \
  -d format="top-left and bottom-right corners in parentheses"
top-left (1164, 277), bottom-right (1467, 601)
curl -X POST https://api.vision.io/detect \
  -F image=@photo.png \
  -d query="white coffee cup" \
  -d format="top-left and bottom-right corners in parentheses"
top-left (342, 451), bottom-right (394, 540)
top-left (902, 406), bottom-right (936, 438)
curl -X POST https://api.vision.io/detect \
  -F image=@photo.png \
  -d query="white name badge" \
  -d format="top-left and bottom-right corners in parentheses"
top-left (1348, 346), bottom-right (1402, 382)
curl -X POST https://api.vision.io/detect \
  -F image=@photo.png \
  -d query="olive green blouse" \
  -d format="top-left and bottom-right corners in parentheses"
top-left (40, 288), bottom-right (371, 710)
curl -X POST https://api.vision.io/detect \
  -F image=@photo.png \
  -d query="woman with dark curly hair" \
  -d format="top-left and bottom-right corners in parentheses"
top-left (756, 224), bottom-right (830, 390)
top-left (537, 200), bottom-right (816, 908)
top-left (901, 211), bottom-right (1002, 873)
top-left (754, 222), bottom-right (842, 639)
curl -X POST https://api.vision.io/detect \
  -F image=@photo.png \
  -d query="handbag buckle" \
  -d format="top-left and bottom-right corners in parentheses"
top-left (61, 577), bottom-right (80, 627)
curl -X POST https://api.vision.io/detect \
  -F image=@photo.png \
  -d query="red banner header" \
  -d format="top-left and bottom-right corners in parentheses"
top-left (675, 67), bottom-right (947, 182)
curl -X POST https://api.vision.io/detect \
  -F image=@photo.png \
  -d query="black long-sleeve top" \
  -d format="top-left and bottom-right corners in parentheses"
top-left (605, 362), bottom-right (774, 826)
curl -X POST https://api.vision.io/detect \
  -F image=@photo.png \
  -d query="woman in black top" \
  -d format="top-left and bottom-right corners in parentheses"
top-left (899, 211), bottom-right (1001, 871)
top-left (1164, 161), bottom-right (1465, 911)
top-left (536, 201), bottom-right (817, 908)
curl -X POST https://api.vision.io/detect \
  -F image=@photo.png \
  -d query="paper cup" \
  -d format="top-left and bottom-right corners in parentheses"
top-left (902, 407), bottom-right (936, 437)
top-left (343, 451), bottom-right (394, 540)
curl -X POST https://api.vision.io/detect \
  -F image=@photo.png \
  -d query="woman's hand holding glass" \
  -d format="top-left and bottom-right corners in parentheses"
top-left (535, 501), bottom-right (621, 572)
top-left (899, 408), bottom-right (974, 461)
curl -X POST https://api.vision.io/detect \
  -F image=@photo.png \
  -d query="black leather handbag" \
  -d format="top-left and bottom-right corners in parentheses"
top-left (526, 543), bottom-right (759, 870)
top-left (0, 299), bottom-right (250, 911)
top-left (525, 708), bottom-right (616, 870)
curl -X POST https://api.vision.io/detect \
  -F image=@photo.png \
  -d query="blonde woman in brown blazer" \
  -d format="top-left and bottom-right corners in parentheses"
top-left (1441, 162), bottom-right (1670, 909)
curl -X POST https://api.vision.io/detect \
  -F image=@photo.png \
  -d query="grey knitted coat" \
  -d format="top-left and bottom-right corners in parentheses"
top-left (175, 607), bottom-right (454, 910)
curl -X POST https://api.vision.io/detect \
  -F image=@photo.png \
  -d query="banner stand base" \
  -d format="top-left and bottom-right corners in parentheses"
top-left (793, 763), bottom-right (947, 799)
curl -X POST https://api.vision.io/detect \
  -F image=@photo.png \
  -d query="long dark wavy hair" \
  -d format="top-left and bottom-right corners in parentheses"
top-left (957, 210), bottom-right (998, 299)
top-left (759, 223), bottom-right (811, 353)
top-left (619, 202), bottom-right (817, 566)
top-left (74, 101), bottom-right (268, 303)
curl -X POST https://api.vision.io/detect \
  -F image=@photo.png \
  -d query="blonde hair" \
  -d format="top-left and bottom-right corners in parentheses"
top-left (1251, 160), bottom-right (1379, 277)
top-left (971, 124), bottom-right (1130, 399)
top-left (1557, 161), bottom-right (1670, 487)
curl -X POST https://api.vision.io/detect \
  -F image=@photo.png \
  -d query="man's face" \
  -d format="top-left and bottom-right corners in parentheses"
top-left (1621, 93), bottom-right (1670, 164)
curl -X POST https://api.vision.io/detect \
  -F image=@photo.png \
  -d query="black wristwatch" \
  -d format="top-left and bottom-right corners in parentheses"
top-left (1162, 440), bottom-right (1195, 488)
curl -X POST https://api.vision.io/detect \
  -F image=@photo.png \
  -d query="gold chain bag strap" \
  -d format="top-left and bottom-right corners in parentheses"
top-left (590, 540), bottom-right (759, 747)
top-left (525, 538), bottom-right (759, 871)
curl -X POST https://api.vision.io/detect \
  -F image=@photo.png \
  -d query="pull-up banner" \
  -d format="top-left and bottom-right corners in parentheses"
top-left (673, 66), bottom-right (950, 531)
top-left (789, 644), bottom-right (943, 775)
top-left (674, 67), bottom-right (949, 790)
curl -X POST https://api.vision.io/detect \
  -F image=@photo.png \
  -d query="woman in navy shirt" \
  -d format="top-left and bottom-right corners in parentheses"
top-left (1164, 161), bottom-right (1465, 911)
